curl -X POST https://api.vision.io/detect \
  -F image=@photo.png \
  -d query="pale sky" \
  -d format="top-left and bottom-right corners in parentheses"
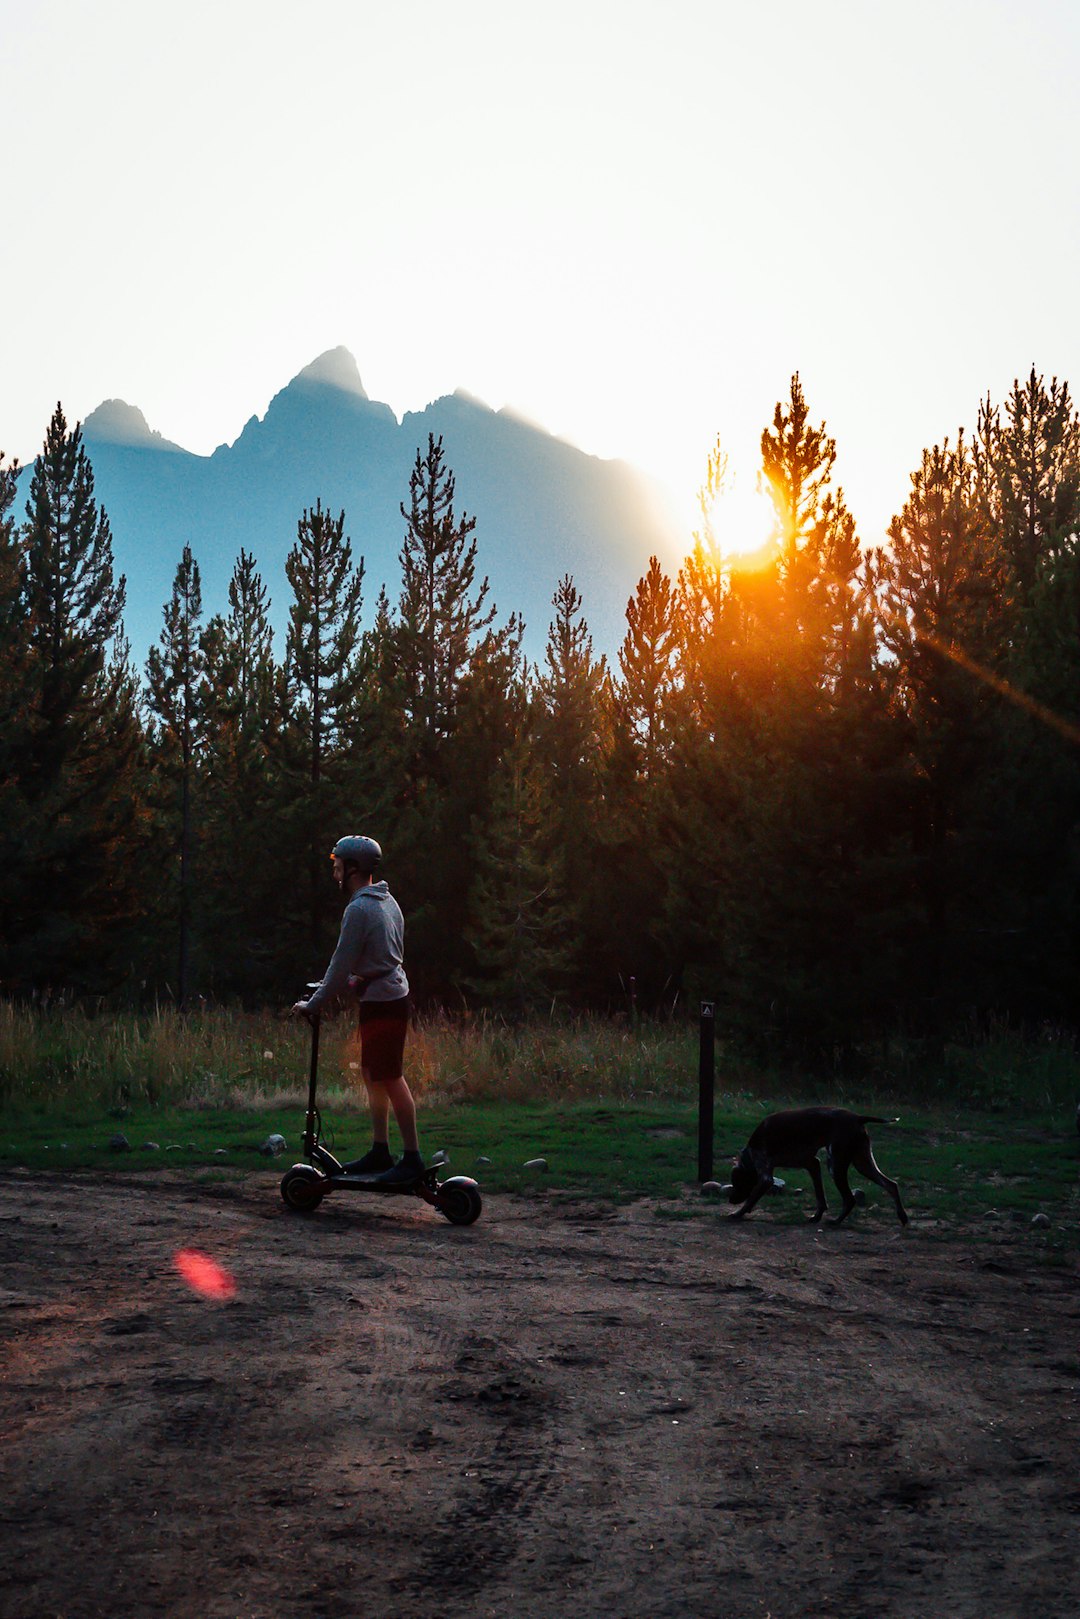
top-left (3, 0), bottom-right (1079, 553)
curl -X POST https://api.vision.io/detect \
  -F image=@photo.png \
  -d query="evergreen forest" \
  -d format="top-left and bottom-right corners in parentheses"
top-left (3, 370), bottom-right (1080, 1071)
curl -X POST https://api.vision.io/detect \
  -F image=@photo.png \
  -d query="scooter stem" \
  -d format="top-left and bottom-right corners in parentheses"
top-left (303, 1013), bottom-right (320, 1158)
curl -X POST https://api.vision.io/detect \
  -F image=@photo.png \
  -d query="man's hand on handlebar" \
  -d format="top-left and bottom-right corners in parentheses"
top-left (290, 1000), bottom-right (316, 1022)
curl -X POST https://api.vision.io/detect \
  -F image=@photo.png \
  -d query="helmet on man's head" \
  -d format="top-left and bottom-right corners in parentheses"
top-left (331, 835), bottom-right (382, 874)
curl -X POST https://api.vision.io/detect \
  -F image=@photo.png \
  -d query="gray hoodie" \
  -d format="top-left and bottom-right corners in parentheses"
top-left (306, 880), bottom-right (409, 1015)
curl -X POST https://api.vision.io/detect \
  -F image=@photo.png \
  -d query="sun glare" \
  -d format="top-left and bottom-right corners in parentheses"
top-left (699, 473), bottom-right (777, 567)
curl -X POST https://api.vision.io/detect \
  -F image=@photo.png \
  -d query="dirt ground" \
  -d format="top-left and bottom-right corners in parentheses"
top-left (1, 1168), bottom-right (1078, 1619)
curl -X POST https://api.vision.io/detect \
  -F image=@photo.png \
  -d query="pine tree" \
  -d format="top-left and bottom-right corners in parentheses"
top-left (536, 575), bottom-right (608, 846)
top-left (654, 390), bottom-right (900, 1054)
top-left (530, 576), bottom-right (610, 992)
top-left (393, 434), bottom-right (502, 749)
top-left (282, 502), bottom-right (364, 786)
top-left (0, 450), bottom-right (37, 982)
top-left (0, 450), bottom-right (23, 673)
top-left (572, 557), bottom-right (682, 1009)
top-left (13, 406), bottom-right (143, 989)
top-left (879, 433), bottom-right (1004, 720)
top-left (970, 372), bottom-right (1080, 1022)
top-left (277, 501), bottom-right (365, 963)
top-left (464, 743), bottom-right (571, 1013)
top-left (388, 437), bottom-right (522, 997)
top-left (616, 556), bottom-right (679, 780)
top-left (0, 450), bottom-right (27, 746)
top-left (198, 551), bottom-right (280, 998)
top-left (23, 406), bottom-right (126, 786)
top-left (874, 432), bottom-right (1004, 1041)
top-left (759, 372), bottom-right (863, 695)
top-left (977, 367), bottom-right (1080, 601)
top-left (211, 549), bottom-right (276, 727)
top-left (991, 541), bottom-right (1080, 1021)
top-left (145, 545), bottom-right (206, 1004)
top-left (344, 584), bottom-right (412, 825)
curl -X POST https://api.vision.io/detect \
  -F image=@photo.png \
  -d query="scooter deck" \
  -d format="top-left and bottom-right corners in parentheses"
top-left (335, 1151), bottom-right (447, 1190)
top-left (334, 1168), bottom-right (430, 1194)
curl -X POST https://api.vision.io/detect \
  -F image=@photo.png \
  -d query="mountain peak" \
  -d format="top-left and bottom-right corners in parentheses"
top-left (293, 347), bottom-right (368, 399)
top-left (83, 399), bottom-right (183, 451)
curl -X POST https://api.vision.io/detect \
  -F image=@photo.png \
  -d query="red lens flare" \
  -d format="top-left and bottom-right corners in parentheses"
top-left (173, 1248), bottom-right (237, 1300)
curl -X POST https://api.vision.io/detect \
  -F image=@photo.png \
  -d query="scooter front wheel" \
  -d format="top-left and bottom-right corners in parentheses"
top-left (281, 1165), bottom-right (326, 1212)
top-left (434, 1176), bottom-right (482, 1226)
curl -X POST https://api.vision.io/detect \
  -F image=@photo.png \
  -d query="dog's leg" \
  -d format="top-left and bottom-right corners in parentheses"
top-left (851, 1144), bottom-right (909, 1226)
top-left (827, 1153), bottom-right (858, 1225)
top-left (806, 1156), bottom-right (828, 1222)
top-left (729, 1177), bottom-right (772, 1220)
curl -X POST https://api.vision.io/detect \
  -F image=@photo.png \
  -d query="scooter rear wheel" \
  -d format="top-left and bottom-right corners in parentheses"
top-left (281, 1166), bottom-right (326, 1212)
top-left (435, 1177), bottom-right (482, 1226)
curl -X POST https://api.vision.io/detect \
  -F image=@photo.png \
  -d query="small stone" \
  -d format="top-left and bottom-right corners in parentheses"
top-left (214, 1148), bottom-right (229, 1156)
top-left (523, 1157), bottom-right (548, 1171)
top-left (1031, 1212), bottom-right (1051, 1229)
top-left (108, 1133), bottom-right (131, 1152)
top-left (475, 1155), bottom-right (492, 1166)
top-left (141, 1141), bottom-right (161, 1152)
top-left (166, 1144), bottom-right (183, 1152)
top-left (700, 1181), bottom-right (726, 1198)
top-left (259, 1133), bottom-right (287, 1158)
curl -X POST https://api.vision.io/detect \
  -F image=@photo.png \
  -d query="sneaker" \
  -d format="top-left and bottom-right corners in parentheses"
top-left (343, 1143), bottom-right (395, 1175)
top-left (374, 1152), bottom-right (425, 1188)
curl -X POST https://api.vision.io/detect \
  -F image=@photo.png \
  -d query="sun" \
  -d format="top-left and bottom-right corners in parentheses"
top-left (696, 460), bottom-right (778, 568)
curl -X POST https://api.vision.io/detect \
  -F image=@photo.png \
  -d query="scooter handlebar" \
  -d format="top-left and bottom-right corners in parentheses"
top-left (287, 982), bottom-right (323, 1024)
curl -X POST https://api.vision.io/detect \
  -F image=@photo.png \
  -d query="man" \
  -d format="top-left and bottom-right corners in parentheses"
top-left (291, 835), bottom-right (422, 1186)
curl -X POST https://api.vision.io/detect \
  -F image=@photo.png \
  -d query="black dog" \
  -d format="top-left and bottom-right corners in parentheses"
top-left (729, 1107), bottom-right (908, 1226)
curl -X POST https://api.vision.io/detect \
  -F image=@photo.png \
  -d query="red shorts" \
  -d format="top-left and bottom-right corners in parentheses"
top-left (357, 997), bottom-right (410, 1084)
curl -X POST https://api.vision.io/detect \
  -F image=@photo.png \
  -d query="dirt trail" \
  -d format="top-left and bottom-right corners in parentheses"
top-left (1, 1169), bottom-right (1078, 1619)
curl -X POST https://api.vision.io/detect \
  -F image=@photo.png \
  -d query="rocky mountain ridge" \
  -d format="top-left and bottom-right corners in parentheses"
top-left (61, 348), bottom-right (683, 663)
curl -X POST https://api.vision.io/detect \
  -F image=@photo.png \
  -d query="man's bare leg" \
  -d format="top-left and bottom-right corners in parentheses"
top-left (380, 1075), bottom-right (419, 1153)
top-left (363, 1074), bottom-right (391, 1145)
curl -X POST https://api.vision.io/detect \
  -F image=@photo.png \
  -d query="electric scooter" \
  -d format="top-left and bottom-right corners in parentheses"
top-left (279, 987), bottom-right (482, 1226)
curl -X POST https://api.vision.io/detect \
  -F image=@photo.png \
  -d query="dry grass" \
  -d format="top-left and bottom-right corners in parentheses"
top-left (407, 1010), bottom-right (695, 1104)
top-left (4, 1000), bottom-right (1077, 1119)
top-left (0, 1002), bottom-right (700, 1114)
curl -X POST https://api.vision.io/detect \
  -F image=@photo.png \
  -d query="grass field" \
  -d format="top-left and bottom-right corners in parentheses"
top-left (2, 1001), bottom-right (1078, 1253)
